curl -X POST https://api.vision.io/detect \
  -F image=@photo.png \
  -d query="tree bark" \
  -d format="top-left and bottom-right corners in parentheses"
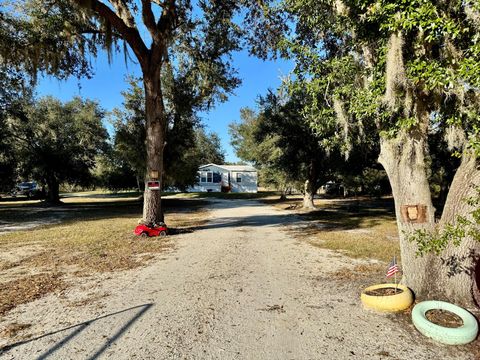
top-left (45, 174), bottom-right (61, 204)
top-left (136, 175), bottom-right (141, 193)
top-left (433, 153), bottom-right (480, 308)
top-left (303, 179), bottom-right (316, 209)
top-left (380, 130), bottom-right (480, 308)
top-left (279, 185), bottom-right (288, 201)
top-left (142, 67), bottom-right (167, 224)
top-left (303, 160), bottom-right (320, 209)
top-left (378, 130), bottom-right (435, 298)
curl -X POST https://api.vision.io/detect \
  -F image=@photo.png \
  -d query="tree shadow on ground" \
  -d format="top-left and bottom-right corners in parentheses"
top-left (288, 200), bottom-right (396, 237)
top-left (0, 303), bottom-right (153, 359)
top-left (190, 198), bottom-right (395, 233)
top-left (0, 198), bottom-right (210, 232)
top-left (0, 195), bottom-right (396, 236)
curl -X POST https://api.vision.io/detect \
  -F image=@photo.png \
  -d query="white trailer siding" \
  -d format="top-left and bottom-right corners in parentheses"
top-left (190, 164), bottom-right (258, 193)
top-left (229, 171), bottom-right (257, 193)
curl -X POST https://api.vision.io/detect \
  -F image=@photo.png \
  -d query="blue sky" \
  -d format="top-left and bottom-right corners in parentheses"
top-left (37, 50), bottom-right (293, 163)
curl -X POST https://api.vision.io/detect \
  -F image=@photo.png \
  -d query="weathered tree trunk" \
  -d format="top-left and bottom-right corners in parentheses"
top-left (279, 186), bottom-right (287, 201)
top-left (303, 180), bottom-right (316, 209)
top-left (303, 179), bottom-right (316, 209)
top-left (142, 67), bottom-right (167, 224)
top-left (378, 130), bottom-right (435, 297)
top-left (302, 160), bottom-right (320, 209)
top-left (380, 130), bottom-right (480, 308)
top-left (432, 153), bottom-right (480, 308)
top-left (45, 174), bottom-right (60, 204)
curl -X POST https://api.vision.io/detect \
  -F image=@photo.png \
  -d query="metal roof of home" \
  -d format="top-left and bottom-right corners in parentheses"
top-left (199, 163), bottom-right (257, 172)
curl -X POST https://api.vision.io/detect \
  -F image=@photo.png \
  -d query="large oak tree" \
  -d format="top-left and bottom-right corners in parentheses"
top-left (7, 96), bottom-right (108, 203)
top-left (280, 0), bottom-right (480, 307)
top-left (1, 0), bottom-right (245, 222)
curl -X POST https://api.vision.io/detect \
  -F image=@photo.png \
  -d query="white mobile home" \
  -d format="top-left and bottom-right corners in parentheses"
top-left (191, 164), bottom-right (258, 193)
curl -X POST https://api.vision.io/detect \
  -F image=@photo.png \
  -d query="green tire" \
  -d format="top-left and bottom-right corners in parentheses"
top-left (412, 300), bottom-right (479, 345)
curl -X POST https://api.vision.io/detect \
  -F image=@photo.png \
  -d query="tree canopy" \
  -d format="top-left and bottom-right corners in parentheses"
top-left (1, 0), bottom-right (251, 222)
top-left (272, 0), bottom-right (480, 305)
top-left (6, 96), bottom-right (108, 203)
top-left (101, 77), bottom-right (225, 192)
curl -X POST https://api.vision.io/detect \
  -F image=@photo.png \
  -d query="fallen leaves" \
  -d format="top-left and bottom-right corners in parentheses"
top-left (0, 273), bottom-right (65, 316)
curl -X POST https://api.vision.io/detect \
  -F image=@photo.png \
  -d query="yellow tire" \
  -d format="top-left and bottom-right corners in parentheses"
top-left (361, 283), bottom-right (414, 312)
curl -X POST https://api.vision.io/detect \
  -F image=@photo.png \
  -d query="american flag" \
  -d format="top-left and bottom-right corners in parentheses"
top-left (386, 257), bottom-right (399, 278)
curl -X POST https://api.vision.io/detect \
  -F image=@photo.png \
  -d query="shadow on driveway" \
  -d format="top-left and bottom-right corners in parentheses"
top-left (0, 303), bottom-right (153, 359)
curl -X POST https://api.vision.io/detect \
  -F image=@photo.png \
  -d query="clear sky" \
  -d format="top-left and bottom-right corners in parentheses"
top-left (37, 49), bottom-right (293, 163)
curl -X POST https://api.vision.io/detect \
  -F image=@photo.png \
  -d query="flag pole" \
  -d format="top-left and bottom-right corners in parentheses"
top-left (394, 255), bottom-right (398, 294)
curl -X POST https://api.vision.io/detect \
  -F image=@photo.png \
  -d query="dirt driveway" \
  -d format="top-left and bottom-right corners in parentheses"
top-left (0, 199), bottom-right (474, 359)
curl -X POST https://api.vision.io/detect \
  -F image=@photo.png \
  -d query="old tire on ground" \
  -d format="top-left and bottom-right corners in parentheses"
top-left (412, 300), bottom-right (478, 345)
top-left (361, 283), bottom-right (413, 312)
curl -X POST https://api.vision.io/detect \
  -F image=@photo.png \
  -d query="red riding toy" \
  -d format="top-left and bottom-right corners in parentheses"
top-left (134, 222), bottom-right (168, 237)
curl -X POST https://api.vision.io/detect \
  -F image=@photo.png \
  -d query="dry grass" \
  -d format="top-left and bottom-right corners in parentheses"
top-left (0, 323), bottom-right (32, 339)
top-left (287, 197), bottom-right (401, 264)
top-left (330, 263), bottom-right (387, 281)
top-left (0, 273), bottom-right (66, 316)
top-left (0, 195), bottom-right (209, 316)
top-left (0, 209), bottom-right (208, 273)
top-left (307, 220), bottom-right (399, 263)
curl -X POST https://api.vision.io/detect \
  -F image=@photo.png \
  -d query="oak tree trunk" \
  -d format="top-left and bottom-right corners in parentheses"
top-left (380, 130), bottom-right (480, 308)
top-left (303, 179), bottom-right (316, 209)
top-left (45, 174), bottom-right (61, 204)
top-left (142, 67), bottom-right (167, 224)
top-left (433, 154), bottom-right (480, 307)
top-left (303, 160), bottom-right (319, 209)
top-left (378, 130), bottom-right (435, 298)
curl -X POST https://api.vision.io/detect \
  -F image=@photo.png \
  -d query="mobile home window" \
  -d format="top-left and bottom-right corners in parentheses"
top-left (236, 173), bottom-right (242, 183)
top-left (207, 172), bottom-right (213, 183)
top-left (200, 172), bottom-right (207, 183)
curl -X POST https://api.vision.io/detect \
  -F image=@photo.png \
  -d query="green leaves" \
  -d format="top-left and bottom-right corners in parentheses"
top-left (6, 95), bottom-right (108, 194)
top-left (0, 0), bottom-right (98, 79)
top-left (408, 187), bottom-right (480, 256)
top-left (407, 59), bottom-right (453, 90)
top-left (408, 215), bottom-right (477, 256)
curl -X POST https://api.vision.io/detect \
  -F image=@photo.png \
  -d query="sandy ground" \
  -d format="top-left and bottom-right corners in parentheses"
top-left (0, 206), bottom-right (66, 234)
top-left (0, 199), bottom-right (475, 359)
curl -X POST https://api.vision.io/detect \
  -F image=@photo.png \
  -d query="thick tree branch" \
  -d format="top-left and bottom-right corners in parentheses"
top-left (141, 0), bottom-right (159, 41)
top-left (73, 0), bottom-right (149, 66)
top-left (158, 0), bottom-right (177, 34)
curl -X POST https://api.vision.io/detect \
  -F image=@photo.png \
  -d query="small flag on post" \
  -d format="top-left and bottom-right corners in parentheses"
top-left (386, 256), bottom-right (399, 278)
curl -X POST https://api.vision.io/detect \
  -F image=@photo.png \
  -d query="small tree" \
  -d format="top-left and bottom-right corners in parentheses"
top-left (231, 89), bottom-right (345, 208)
